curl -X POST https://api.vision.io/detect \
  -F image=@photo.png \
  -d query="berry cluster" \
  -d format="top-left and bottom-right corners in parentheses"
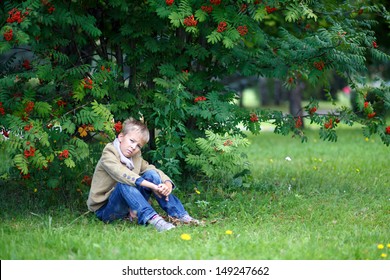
top-left (223, 139), bottom-right (233, 146)
top-left (324, 118), bottom-right (340, 129)
top-left (266, 6), bottom-right (278, 14)
top-left (25, 101), bottom-right (35, 114)
top-left (42, 1), bottom-right (56, 14)
top-left (165, 0), bottom-right (174, 6)
top-left (24, 124), bottom-right (33, 131)
top-left (22, 59), bottom-right (31, 70)
top-left (210, 0), bottom-right (221, 5)
top-left (363, 101), bottom-right (376, 119)
top-left (24, 146), bottom-right (36, 158)
top-left (114, 121), bottom-right (122, 133)
top-left (58, 150), bottom-right (69, 160)
top-left (237, 25), bottom-right (248, 36)
top-left (240, 4), bottom-right (248, 12)
top-left (201, 6), bottom-right (213, 13)
top-left (83, 77), bottom-right (93, 89)
top-left (100, 65), bottom-right (111, 72)
top-left (194, 96), bottom-right (207, 103)
top-left (314, 61), bottom-right (325, 71)
top-left (57, 100), bottom-right (67, 107)
top-left (295, 116), bottom-right (303, 128)
top-left (81, 175), bottom-right (92, 186)
top-left (0, 102), bottom-right (5, 115)
top-left (250, 113), bottom-right (259, 122)
top-left (184, 15), bottom-right (198, 27)
top-left (217, 21), bottom-right (227, 33)
top-left (7, 8), bottom-right (29, 24)
top-left (3, 29), bottom-right (13, 41)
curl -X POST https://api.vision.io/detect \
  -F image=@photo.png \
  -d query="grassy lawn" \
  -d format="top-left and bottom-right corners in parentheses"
top-left (0, 129), bottom-right (389, 260)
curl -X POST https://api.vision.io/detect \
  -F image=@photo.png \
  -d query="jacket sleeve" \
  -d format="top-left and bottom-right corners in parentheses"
top-left (100, 145), bottom-right (141, 186)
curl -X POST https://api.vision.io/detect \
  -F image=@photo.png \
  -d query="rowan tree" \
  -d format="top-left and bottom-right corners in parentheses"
top-left (0, 0), bottom-right (389, 194)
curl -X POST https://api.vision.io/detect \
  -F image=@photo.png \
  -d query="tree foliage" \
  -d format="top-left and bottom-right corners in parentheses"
top-left (0, 0), bottom-right (389, 193)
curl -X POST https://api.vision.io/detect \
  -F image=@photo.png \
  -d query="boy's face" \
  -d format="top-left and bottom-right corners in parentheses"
top-left (118, 130), bottom-right (146, 158)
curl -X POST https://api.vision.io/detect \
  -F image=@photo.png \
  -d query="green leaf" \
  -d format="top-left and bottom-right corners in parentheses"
top-left (64, 158), bottom-right (76, 168)
top-left (34, 102), bottom-right (52, 117)
top-left (195, 9), bottom-right (208, 22)
top-left (62, 119), bottom-right (76, 134)
top-left (14, 154), bottom-right (29, 175)
top-left (222, 36), bottom-right (235, 49)
top-left (253, 7), bottom-right (267, 22)
top-left (169, 12), bottom-right (182, 28)
top-left (285, 5), bottom-right (300, 22)
top-left (206, 31), bottom-right (223, 44)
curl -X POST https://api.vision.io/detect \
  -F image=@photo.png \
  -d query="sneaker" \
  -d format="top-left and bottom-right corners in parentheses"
top-left (148, 215), bottom-right (175, 232)
top-left (178, 214), bottom-right (200, 225)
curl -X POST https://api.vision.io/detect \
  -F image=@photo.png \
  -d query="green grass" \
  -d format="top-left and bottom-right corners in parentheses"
top-left (0, 129), bottom-right (389, 260)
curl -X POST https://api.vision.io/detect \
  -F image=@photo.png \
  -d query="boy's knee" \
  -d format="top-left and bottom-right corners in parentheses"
top-left (142, 170), bottom-right (161, 184)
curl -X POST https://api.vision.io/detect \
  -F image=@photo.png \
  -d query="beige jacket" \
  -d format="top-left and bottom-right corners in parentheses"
top-left (86, 143), bottom-right (172, 212)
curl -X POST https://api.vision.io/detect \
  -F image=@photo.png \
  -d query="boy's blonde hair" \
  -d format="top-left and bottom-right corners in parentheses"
top-left (121, 118), bottom-right (150, 143)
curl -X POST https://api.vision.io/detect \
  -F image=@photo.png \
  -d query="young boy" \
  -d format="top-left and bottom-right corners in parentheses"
top-left (87, 118), bottom-right (199, 232)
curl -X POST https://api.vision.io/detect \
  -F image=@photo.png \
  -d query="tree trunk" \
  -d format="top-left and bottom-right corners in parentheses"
top-left (289, 82), bottom-right (305, 117)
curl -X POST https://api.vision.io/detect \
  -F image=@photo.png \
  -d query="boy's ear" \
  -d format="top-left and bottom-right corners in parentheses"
top-left (118, 133), bottom-right (124, 142)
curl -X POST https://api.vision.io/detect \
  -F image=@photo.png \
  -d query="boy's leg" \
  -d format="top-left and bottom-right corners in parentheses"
top-left (96, 183), bottom-right (157, 225)
top-left (141, 170), bottom-right (189, 218)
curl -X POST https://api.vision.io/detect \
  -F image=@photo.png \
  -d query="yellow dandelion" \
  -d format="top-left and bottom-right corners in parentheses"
top-left (387, 244), bottom-right (390, 248)
top-left (377, 244), bottom-right (384, 250)
top-left (194, 188), bottom-right (201, 195)
top-left (34, 188), bottom-right (37, 193)
top-left (180, 233), bottom-right (191, 241)
top-left (225, 230), bottom-right (233, 235)
top-left (380, 253), bottom-right (387, 258)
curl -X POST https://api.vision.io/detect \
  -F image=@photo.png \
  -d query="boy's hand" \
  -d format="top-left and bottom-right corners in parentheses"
top-left (157, 182), bottom-right (172, 201)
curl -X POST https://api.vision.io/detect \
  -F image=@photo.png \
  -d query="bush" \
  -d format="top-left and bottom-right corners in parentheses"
top-left (0, 1), bottom-right (389, 203)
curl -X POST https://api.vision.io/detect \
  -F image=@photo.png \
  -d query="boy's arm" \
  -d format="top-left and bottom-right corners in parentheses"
top-left (99, 144), bottom-right (144, 187)
top-left (99, 144), bottom-right (161, 192)
top-left (139, 157), bottom-right (175, 189)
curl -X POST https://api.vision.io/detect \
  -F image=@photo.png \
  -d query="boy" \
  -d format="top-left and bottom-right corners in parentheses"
top-left (87, 118), bottom-right (199, 232)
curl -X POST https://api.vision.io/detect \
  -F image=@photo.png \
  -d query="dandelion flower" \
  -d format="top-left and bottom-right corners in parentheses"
top-left (225, 230), bottom-right (233, 235)
top-left (387, 244), bottom-right (390, 249)
top-left (180, 233), bottom-right (191, 241)
top-left (34, 188), bottom-right (37, 193)
top-left (195, 189), bottom-right (201, 195)
top-left (380, 253), bottom-right (387, 258)
top-left (377, 244), bottom-right (384, 250)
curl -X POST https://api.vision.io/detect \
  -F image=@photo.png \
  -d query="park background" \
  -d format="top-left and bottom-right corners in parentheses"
top-left (0, 0), bottom-right (389, 260)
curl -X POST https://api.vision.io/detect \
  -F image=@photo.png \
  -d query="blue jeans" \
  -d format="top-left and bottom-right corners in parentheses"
top-left (95, 170), bottom-right (188, 225)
